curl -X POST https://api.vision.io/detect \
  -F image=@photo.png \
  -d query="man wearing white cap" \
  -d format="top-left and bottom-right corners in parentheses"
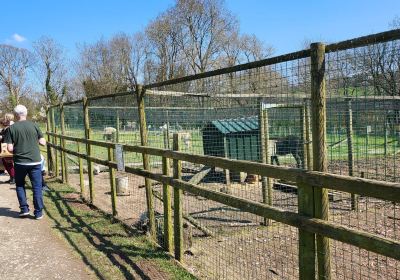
top-left (4, 105), bottom-right (46, 219)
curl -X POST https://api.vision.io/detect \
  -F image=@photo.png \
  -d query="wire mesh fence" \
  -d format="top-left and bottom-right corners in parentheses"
top-left (47, 29), bottom-right (400, 280)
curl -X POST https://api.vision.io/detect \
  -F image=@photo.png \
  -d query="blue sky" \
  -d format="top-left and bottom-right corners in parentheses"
top-left (1, 0), bottom-right (399, 58)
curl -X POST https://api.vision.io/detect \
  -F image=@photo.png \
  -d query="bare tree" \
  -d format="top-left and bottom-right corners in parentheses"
top-left (76, 38), bottom-right (129, 97)
top-left (175, 0), bottom-right (237, 74)
top-left (219, 31), bottom-right (276, 97)
top-left (240, 34), bottom-right (274, 63)
top-left (76, 32), bottom-right (149, 97)
top-left (220, 32), bottom-right (273, 67)
top-left (143, 0), bottom-right (274, 86)
top-left (110, 32), bottom-right (149, 90)
top-left (33, 36), bottom-right (68, 105)
top-left (75, 0), bottom-right (274, 95)
top-left (359, 18), bottom-right (400, 97)
top-left (0, 44), bottom-right (34, 108)
top-left (55, 75), bottom-right (86, 102)
top-left (145, 11), bottom-right (186, 83)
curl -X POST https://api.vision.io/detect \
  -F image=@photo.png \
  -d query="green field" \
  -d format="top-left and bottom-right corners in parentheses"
top-left (49, 127), bottom-right (399, 170)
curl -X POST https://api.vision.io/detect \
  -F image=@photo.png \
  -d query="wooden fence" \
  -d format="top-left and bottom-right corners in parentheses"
top-left (46, 29), bottom-right (400, 280)
top-left (46, 130), bottom-right (400, 279)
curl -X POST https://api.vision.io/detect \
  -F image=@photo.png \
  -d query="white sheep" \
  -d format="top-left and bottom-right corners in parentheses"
top-left (181, 132), bottom-right (191, 149)
top-left (103, 127), bottom-right (117, 142)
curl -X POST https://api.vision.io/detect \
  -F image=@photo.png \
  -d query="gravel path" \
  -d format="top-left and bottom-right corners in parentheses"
top-left (0, 177), bottom-right (94, 280)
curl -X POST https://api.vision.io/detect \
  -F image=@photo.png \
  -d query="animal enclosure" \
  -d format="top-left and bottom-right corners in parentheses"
top-left (47, 29), bottom-right (400, 280)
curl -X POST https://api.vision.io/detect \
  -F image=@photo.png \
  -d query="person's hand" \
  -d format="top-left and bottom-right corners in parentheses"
top-left (38, 138), bottom-right (46, 146)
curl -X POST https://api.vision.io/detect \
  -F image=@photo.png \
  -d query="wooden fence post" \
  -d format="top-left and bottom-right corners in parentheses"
top-left (346, 99), bottom-right (357, 211)
top-left (173, 133), bottom-right (183, 262)
top-left (59, 105), bottom-right (65, 182)
top-left (108, 146), bottom-right (117, 216)
top-left (298, 181), bottom-right (316, 280)
top-left (51, 107), bottom-right (59, 178)
top-left (46, 108), bottom-right (54, 175)
top-left (162, 156), bottom-right (173, 253)
top-left (298, 91), bottom-right (315, 280)
top-left (83, 97), bottom-right (94, 204)
top-left (163, 130), bottom-right (169, 149)
top-left (137, 85), bottom-right (156, 239)
top-left (311, 42), bottom-right (331, 280)
top-left (60, 103), bottom-right (69, 183)
top-left (77, 142), bottom-right (85, 196)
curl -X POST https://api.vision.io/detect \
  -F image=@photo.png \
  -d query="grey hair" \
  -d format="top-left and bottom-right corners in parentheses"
top-left (14, 105), bottom-right (28, 117)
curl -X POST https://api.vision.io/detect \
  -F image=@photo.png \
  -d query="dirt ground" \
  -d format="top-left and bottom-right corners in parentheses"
top-left (66, 157), bottom-right (400, 280)
top-left (0, 177), bottom-right (94, 280)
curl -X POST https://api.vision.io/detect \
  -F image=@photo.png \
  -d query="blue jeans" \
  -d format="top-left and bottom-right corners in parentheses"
top-left (15, 164), bottom-right (43, 216)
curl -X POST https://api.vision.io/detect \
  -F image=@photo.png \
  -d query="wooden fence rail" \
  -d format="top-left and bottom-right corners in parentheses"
top-left (47, 135), bottom-right (400, 263)
top-left (45, 30), bottom-right (400, 279)
top-left (47, 132), bottom-right (400, 203)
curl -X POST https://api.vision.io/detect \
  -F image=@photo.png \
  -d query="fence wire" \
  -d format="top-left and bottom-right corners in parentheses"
top-left (324, 38), bottom-right (400, 280)
top-left (49, 30), bottom-right (400, 280)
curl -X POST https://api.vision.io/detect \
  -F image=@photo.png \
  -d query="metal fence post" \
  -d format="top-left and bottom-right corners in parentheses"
top-left (384, 121), bottom-right (388, 156)
top-left (311, 42), bottom-right (331, 280)
top-left (173, 133), bottom-right (183, 262)
top-left (137, 85), bottom-right (156, 239)
top-left (83, 97), bottom-right (94, 203)
top-left (304, 99), bottom-right (313, 170)
top-left (116, 109), bottom-right (120, 143)
top-left (259, 102), bottom-right (273, 225)
top-left (300, 105), bottom-right (306, 169)
top-left (346, 99), bottom-right (358, 210)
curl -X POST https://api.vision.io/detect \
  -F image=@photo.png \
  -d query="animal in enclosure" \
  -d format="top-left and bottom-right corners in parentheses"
top-left (159, 123), bottom-right (168, 131)
top-left (271, 135), bottom-right (304, 168)
top-left (103, 126), bottom-right (117, 142)
top-left (181, 132), bottom-right (191, 149)
top-left (386, 110), bottom-right (400, 145)
top-left (202, 117), bottom-right (305, 169)
top-left (126, 121), bottom-right (137, 130)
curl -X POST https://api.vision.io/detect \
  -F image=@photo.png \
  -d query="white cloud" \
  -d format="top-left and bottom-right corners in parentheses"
top-left (12, 33), bottom-right (26, 42)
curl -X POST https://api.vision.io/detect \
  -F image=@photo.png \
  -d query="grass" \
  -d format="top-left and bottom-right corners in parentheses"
top-left (42, 179), bottom-right (197, 280)
top-left (327, 133), bottom-right (399, 160)
top-left (50, 127), bottom-right (399, 170)
top-left (60, 128), bottom-right (204, 164)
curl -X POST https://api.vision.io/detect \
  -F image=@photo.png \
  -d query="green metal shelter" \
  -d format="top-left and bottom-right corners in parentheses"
top-left (202, 116), bottom-right (261, 161)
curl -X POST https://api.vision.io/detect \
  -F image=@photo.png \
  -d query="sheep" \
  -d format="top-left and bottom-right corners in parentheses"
top-left (181, 132), bottom-right (191, 149)
top-left (103, 127), bottom-right (117, 142)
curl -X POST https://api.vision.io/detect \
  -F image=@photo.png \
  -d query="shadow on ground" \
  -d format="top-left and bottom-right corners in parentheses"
top-left (0, 207), bottom-right (20, 218)
top-left (43, 180), bottom-right (182, 280)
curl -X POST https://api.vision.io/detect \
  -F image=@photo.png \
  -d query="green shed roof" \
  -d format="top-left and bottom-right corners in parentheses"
top-left (210, 116), bottom-right (258, 134)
